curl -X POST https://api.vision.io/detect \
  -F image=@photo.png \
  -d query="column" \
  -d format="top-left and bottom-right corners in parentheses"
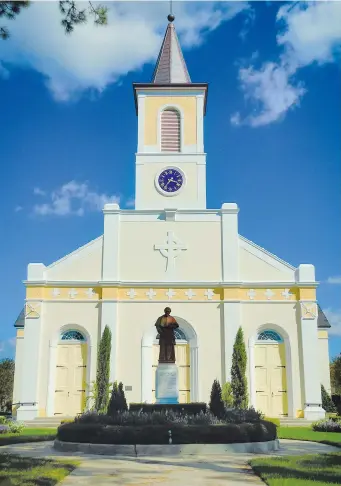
top-left (221, 203), bottom-right (241, 383)
top-left (296, 264), bottom-right (325, 420)
top-left (46, 341), bottom-right (57, 417)
top-left (141, 344), bottom-right (153, 403)
top-left (196, 94), bottom-right (204, 153)
top-left (190, 345), bottom-right (199, 402)
top-left (16, 307), bottom-right (43, 420)
top-left (137, 94), bottom-right (146, 153)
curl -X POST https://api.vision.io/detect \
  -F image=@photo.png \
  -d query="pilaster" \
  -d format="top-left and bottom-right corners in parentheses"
top-left (222, 302), bottom-right (241, 383)
top-left (221, 203), bottom-right (240, 282)
top-left (296, 264), bottom-right (325, 420)
top-left (102, 203), bottom-right (120, 281)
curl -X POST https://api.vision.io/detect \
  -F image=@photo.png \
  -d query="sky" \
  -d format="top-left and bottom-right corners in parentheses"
top-left (0, 1), bottom-right (340, 360)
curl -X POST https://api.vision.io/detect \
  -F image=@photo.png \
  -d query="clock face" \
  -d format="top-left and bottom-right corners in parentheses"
top-left (157, 168), bottom-right (184, 194)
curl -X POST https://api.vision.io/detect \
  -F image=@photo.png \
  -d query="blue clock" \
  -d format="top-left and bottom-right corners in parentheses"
top-left (157, 168), bottom-right (184, 195)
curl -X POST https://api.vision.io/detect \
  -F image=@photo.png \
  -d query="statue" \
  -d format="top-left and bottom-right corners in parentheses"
top-left (155, 307), bottom-right (179, 364)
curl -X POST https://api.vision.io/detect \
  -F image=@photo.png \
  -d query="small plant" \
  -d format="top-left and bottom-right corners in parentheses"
top-left (312, 418), bottom-right (341, 432)
top-left (7, 420), bottom-right (25, 433)
top-left (95, 325), bottom-right (112, 414)
top-left (321, 384), bottom-right (336, 413)
top-left (209, 379), bottom-right (225, 418)
top-left (222, 382), bottom-right (233, 408)
top-left (0, 424), bottom-right (10, 434)
top-left (0, 416), bottom-right (7, 424)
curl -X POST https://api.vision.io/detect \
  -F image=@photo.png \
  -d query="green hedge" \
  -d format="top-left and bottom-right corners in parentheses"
top-left (57, 420), bottom-right (276, 445)
top-left (264, 417), bottom-right (280, 427)
top-left (129, 403), bottom-right (207, 415)
top-left (0, 434), bottom-right (56, 446)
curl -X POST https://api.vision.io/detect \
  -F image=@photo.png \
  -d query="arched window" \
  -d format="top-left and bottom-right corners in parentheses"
top-left (161, 109), bottom-right (181, 152)
top-left (257, 330), bottom-right (283, 343)
top-left (156, 328), bottom-right (187, 341)
top-left (60, 330), bottom-right (85, 341)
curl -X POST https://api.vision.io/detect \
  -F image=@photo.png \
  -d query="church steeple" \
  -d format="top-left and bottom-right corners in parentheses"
top-left (152, 15), bottom-right (191, 84)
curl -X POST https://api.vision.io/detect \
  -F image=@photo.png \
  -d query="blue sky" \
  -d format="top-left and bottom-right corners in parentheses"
top-left (0, 1), bottom-right (340, 359)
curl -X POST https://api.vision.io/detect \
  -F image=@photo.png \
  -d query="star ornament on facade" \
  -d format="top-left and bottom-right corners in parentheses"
top-left (146, 289), bottom-right (156, 300)
top-left (282, 289), bottom-right (293, 300)
top-left (85, 288), bottom-right (95, 299)
top-left (265, 289), bottom-right (275, 300)
top-left (127, 289), bottom-right (137, 299)
top-left (166, 289), bottom-right (176, 300)
top-left (52, 288), bottom-right (60, 297)
top-left (204, 289), bottom-right (214, 300)
top-left (247, 289), bottom-right (256, 300)
top-left (68, 288), bottom-right (78, 299)
top-left (185, 289), bottom-right (196, 300)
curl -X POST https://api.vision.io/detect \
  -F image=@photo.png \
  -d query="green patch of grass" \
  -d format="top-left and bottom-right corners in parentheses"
top-left (251, 452), bottom-right (341, 486)
top-left (278, 427), bottom-right (341, 447)
top-left (19, 428), bottom-right (57, 436)
top-left (0, 453), bottom-right (79, 485)
top-left (0, 429), bottom-right (57, 446)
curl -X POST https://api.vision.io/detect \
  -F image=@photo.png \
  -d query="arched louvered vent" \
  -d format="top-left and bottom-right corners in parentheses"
top-left (161, 109), bottom-right (180, 152)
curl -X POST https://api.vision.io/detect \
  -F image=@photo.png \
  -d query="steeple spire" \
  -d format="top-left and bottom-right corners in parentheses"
top-left (152, 14), bottom-right (191, 84)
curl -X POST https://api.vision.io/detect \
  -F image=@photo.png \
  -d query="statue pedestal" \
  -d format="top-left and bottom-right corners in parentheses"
top-left (155, 363), bottom-right (179, 404)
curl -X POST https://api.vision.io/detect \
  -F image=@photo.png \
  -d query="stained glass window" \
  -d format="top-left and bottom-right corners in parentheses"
top-left (156, 328), bottom-right (187, 341)
top-left (61, 330), bottom-right (85, 341)
top-left (257, 330), bottom-right (283, 343)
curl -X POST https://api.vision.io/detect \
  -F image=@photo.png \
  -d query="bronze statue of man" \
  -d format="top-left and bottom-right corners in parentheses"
top-left (155, 307), bottom-right (179, 364)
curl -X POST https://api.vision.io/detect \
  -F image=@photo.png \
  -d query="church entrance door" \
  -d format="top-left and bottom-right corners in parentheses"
top-left (152, 342), bottom-right (190, 403)
top-left (54, 344), bottom-right (87, 416)
top-left (254, 343), bottom-right (288, 417)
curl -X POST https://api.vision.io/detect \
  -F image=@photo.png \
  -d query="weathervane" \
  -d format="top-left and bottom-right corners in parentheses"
top-left (168, 0), bottom-right (175, 22)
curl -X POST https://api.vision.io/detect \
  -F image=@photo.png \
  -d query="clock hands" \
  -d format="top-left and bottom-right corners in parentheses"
top-left (164, 177), bottom-right (175, 189)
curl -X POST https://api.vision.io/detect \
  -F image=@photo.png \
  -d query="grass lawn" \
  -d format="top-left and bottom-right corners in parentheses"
top-left (278, 427), bottom-right (341, 448)
top-left (0, 453), bottom-right (79, 485)
top-left (0, 428), bottom-right (57, 446)
top-left (251, 452), bottom-right (341, 486)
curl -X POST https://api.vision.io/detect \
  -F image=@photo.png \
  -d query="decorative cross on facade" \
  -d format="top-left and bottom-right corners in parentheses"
top-left (69, 288), bottom-right (78, 299)
top-left (247, 289), bottom-right (256, 300)
top-left (204, 289), bottom-right (214, 300)
top-left (127, 289), bottom-right (137, 299)
top-left (85, 288), bottom-right (95, 299)
top-left (166, 289), bottom-right (176, 300)
top-left (25, 303), bottom-right (40, 319)
top-left (146, 288), bottom-right (156, 300)
top-left (52, 288), bottom-right (60, 297)
top-left (265, 289), bottom-right (275, 300)
top-left (154, 231), bottom-right (187, 274)
top-left (185, 289), bottom-right (196, 300)
top-left (282, 289), bottom-right (293, 300)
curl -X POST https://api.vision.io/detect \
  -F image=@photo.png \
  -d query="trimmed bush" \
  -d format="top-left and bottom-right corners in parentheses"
top-left (7, 421), bottom-right (25, 433)
top-left (321, 384), bottom-right (337, 413)
top-left (0, 424), bottom-right (10, 434)
top-left (57, 420), bottom-right (276, 445)
top-left (61, 419), bottom-right (75, 425)
top-left (312, 418), bottom-right (341, 432)
top-left (107, 381), bottom-right (128, 416)
top-left (209, 380), bottom-right (225, 418)
top-left (129, 403), bottom-right (207, 415)
top-left (231, 327), bottom-right (248, 409)
top-left (224, 407), bottom-right (263, 423)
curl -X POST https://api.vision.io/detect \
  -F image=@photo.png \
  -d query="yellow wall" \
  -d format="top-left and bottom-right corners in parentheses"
top-left (144, 96), bottom-right (197, 146)
top-left (299, 288), bottom-right (316, 300)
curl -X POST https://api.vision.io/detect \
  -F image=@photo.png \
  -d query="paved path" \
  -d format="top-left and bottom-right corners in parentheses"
top-left (0, 440), bottom-right (339, 485)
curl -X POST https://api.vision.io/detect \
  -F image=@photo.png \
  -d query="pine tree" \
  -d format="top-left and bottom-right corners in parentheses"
top-left (231, 327), bottom-right (248, 409)
top-left (221, 381), bottom-right (233, 408)
top-left (118, 382), bottom-right (128, 411)
top-left (209, 379), bottom-right (225, 418)
top-left (95, 325), bottom-right (112, 414)
top-left (107, 381), bottom-right (128, 416)
top-left (321, 384), bottom-right (336, 413)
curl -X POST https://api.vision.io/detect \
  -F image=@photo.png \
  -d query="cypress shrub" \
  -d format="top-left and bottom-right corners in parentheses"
top-left (231, 327), bottom-right (248, 409)
top-left (209, 379), bottom-right (225, 418)
top-left (95, 326), bottom-right (112, 413)
top-left (321, 384), bottom-right (337, 413)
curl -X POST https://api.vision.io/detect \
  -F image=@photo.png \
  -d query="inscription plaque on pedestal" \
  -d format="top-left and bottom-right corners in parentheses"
top-left (155, 364), bottom-right (179, 404)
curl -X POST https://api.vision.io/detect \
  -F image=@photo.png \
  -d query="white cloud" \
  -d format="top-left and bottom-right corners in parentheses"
top-left (324, 308), bottom-right (341, 336)
top-left (0, 1), bottom-right (250, 101)
top-left (14, 205), bottom-right (23, 212)
top-left (327, 276), bottom-right (341, 284)
top-left (125, 197), bottom-right (135, 209)
top-left (233, 2), bottom-right (341, 126)
top-left (33, 187), bottom-right (46, 196)
top-left (33, 180), bottom-right (120, 216)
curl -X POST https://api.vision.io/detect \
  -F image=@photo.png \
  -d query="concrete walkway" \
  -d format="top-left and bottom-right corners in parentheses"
top-left (0, 440), bottom-right (339, 485)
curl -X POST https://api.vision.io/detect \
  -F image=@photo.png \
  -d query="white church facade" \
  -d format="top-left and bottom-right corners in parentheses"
top-left (13, 19), bottom-right (331, 422)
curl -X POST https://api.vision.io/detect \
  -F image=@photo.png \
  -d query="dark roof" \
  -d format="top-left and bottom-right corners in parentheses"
top-left (317, 304), bottom-right (331, 328)
top-left (14, 308), bottom-right (25, 328)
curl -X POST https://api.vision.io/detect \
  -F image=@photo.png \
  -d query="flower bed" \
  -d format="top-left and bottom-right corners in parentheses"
top-left (57, 420), bottom-right (276, 445)
top-left (129, 403), bottom-right (207, 415)
top-left (312, 418), bottom-right (341, 433)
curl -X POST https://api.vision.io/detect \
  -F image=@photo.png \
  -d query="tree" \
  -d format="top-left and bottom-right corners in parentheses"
top-left (221, 381), bottom-right (233, 408)
top-left (330, 354), bottom-right (341, 395)
top-left (231, 327), bottom-right (248, 409)
top-left (0, 358), bottom-right (15, 411)
top-left (321, 384), bottom-right (336, 413)
top-left (0, 1), bottom-right (108, 40)
top-left (95, 325), bottom-right (111, 414)
top-left (209, 379), bottom-right (225, 418)
top-left (107, 381), bottom-right (128, 416)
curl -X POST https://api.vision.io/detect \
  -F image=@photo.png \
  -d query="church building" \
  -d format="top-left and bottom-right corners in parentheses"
top-left (13, 18), bottom-right (331, 422)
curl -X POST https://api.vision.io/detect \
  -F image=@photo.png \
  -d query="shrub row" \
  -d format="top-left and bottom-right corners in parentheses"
top-left (0, 434), bottom-right (56, 446)
top-left (312, 417), bottom-right (341, 433)
top-left (57, 420), bottom-right (276, 445)
top-left (129, 403), bottom-right (207, 415)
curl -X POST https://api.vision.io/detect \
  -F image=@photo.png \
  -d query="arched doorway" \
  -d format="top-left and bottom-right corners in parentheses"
top-left (253, 330), bottom-right (289, 417)
top-left (54, 330), bottom-right (87, 416)
top-left (152, 328), bottom-right (190, 403)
